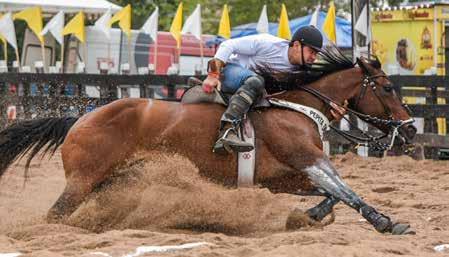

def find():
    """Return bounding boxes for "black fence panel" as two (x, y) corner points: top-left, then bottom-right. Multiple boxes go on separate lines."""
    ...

(0, 73), (448, 159)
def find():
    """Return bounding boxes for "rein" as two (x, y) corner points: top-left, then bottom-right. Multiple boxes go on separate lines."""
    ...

(297, 73), (414, 151)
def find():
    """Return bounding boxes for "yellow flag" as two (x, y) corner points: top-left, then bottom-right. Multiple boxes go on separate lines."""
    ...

(170, 2), (183, 49)
(62, 12), (85, 43)
(0, 13), (7, 61)
(109, 4), (132, 38)
(0, 14), (5, 59)
(323, 2), (337, 43)
(218, 4), (231, 39)
(277, 4), (291, 40)
(0, 35), (5, 60)
(14, 7), (44, 43)
(0, 14), (3, 43)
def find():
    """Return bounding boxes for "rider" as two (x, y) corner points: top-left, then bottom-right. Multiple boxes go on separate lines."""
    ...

(202, 25), (344, 153)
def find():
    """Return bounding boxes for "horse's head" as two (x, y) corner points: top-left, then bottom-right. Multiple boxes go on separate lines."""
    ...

(352, 56), (416, 144)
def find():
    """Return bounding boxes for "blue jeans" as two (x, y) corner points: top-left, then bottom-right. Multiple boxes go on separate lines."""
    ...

(220, 63), (256, 93)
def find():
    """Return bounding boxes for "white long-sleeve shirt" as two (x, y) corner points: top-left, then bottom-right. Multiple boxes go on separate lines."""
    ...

(214, 34), (295, 72)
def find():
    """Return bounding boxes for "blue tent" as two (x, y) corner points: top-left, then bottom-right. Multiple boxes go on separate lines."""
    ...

(228, 11), (352, 48)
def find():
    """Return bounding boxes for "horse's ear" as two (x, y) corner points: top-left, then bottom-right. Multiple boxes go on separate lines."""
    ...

(372, 56), (382, 69)
(356, 57), (369, 74)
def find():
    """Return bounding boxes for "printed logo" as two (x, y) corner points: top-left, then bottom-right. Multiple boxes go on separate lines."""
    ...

(243, 153), (252, 160)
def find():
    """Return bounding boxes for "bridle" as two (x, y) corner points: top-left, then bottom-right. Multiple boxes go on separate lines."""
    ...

(298, 66), (415, 152)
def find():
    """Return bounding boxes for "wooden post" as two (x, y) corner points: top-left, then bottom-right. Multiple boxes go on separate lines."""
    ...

(153, 38), (158, 73)
(128, 36), (132, 71)
(15, 48), (20, 68)
(41, 43), (46, 73)
(83, 41), (87, 72)
(60, 41), (64, 73)
(3, 40), (7, 64)
(199, 38), (204, 75)
(177, 41), (181, 73)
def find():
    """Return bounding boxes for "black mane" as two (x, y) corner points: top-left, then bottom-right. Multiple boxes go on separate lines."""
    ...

(257, 45), (355, 93)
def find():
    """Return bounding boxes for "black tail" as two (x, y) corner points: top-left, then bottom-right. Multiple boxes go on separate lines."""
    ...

(0, 117), (79, 178)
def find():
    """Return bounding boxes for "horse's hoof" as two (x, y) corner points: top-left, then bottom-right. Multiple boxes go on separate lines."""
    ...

(46, 212), (65, 224)
(285, 209), (316, 231)
(391, 223), (415, 235)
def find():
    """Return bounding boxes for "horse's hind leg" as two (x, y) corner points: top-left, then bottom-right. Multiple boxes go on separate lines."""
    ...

(47, 176), (97, 223)
(301, 156), (412, 235)
(47, 149), (126, 223)
(47, 151), (115, 223)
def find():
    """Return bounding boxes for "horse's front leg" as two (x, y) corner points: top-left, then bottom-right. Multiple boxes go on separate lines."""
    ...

(300, 154), (412, 235)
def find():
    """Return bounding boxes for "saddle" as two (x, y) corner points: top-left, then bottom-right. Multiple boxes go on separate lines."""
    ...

(181, 77), (271, 108)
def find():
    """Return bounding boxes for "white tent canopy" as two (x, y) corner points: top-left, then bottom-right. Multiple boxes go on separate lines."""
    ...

(0, 0), (121, 14)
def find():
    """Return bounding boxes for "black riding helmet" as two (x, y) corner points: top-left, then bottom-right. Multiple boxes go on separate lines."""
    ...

(291, 25), (323, 52)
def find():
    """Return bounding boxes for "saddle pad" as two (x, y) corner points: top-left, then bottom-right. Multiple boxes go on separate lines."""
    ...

(268, 98), (330, 139)
(237, 118), (256, 187)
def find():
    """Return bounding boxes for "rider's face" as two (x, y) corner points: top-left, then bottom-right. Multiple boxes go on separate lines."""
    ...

(302, 46), (318, 64)
(288, 42), (318, 66)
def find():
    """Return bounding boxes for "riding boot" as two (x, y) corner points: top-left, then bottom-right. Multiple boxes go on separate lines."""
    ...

(213, 75), (265, 153)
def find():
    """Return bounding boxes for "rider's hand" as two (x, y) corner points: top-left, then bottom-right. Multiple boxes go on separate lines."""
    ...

(202, 75), (221, 94)
(330, 100), (348, 121)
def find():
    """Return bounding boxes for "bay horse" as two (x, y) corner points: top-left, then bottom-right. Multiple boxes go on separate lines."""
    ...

(0, 51), (417, 235)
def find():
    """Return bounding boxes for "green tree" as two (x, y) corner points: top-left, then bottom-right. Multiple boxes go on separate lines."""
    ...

(373, 0), (424, 8)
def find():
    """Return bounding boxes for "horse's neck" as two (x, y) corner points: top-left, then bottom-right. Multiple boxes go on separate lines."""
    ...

(279, 68), (362, 119)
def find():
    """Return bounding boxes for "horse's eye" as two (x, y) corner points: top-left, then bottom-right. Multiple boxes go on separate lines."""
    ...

(383, 86), (393, 92)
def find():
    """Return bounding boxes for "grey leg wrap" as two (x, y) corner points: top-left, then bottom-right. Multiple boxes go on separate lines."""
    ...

(306, 196), (340, 221)
(304, 158), (401, 233)
(221, 75), (265, 124)
(304, 158), (367, 210)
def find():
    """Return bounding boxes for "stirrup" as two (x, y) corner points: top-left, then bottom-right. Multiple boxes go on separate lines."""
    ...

(213, 127), (254, 154)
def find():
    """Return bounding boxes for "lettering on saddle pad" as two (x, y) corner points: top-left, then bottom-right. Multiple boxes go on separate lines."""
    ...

(268, 98), (330, 139)
(309, 109), (328, 131)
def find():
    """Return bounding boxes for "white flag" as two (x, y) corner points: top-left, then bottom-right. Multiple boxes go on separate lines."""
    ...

(256, 5), (269, 34)
(182, 4), (202, 40)
(0, 13), (17, 50)
(41, 11), (64, 45)
(94, 8), (112, 39)
(355, 4), (368, 37)
(141, 6), (159, 42)
(309, 6), (320, 27)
